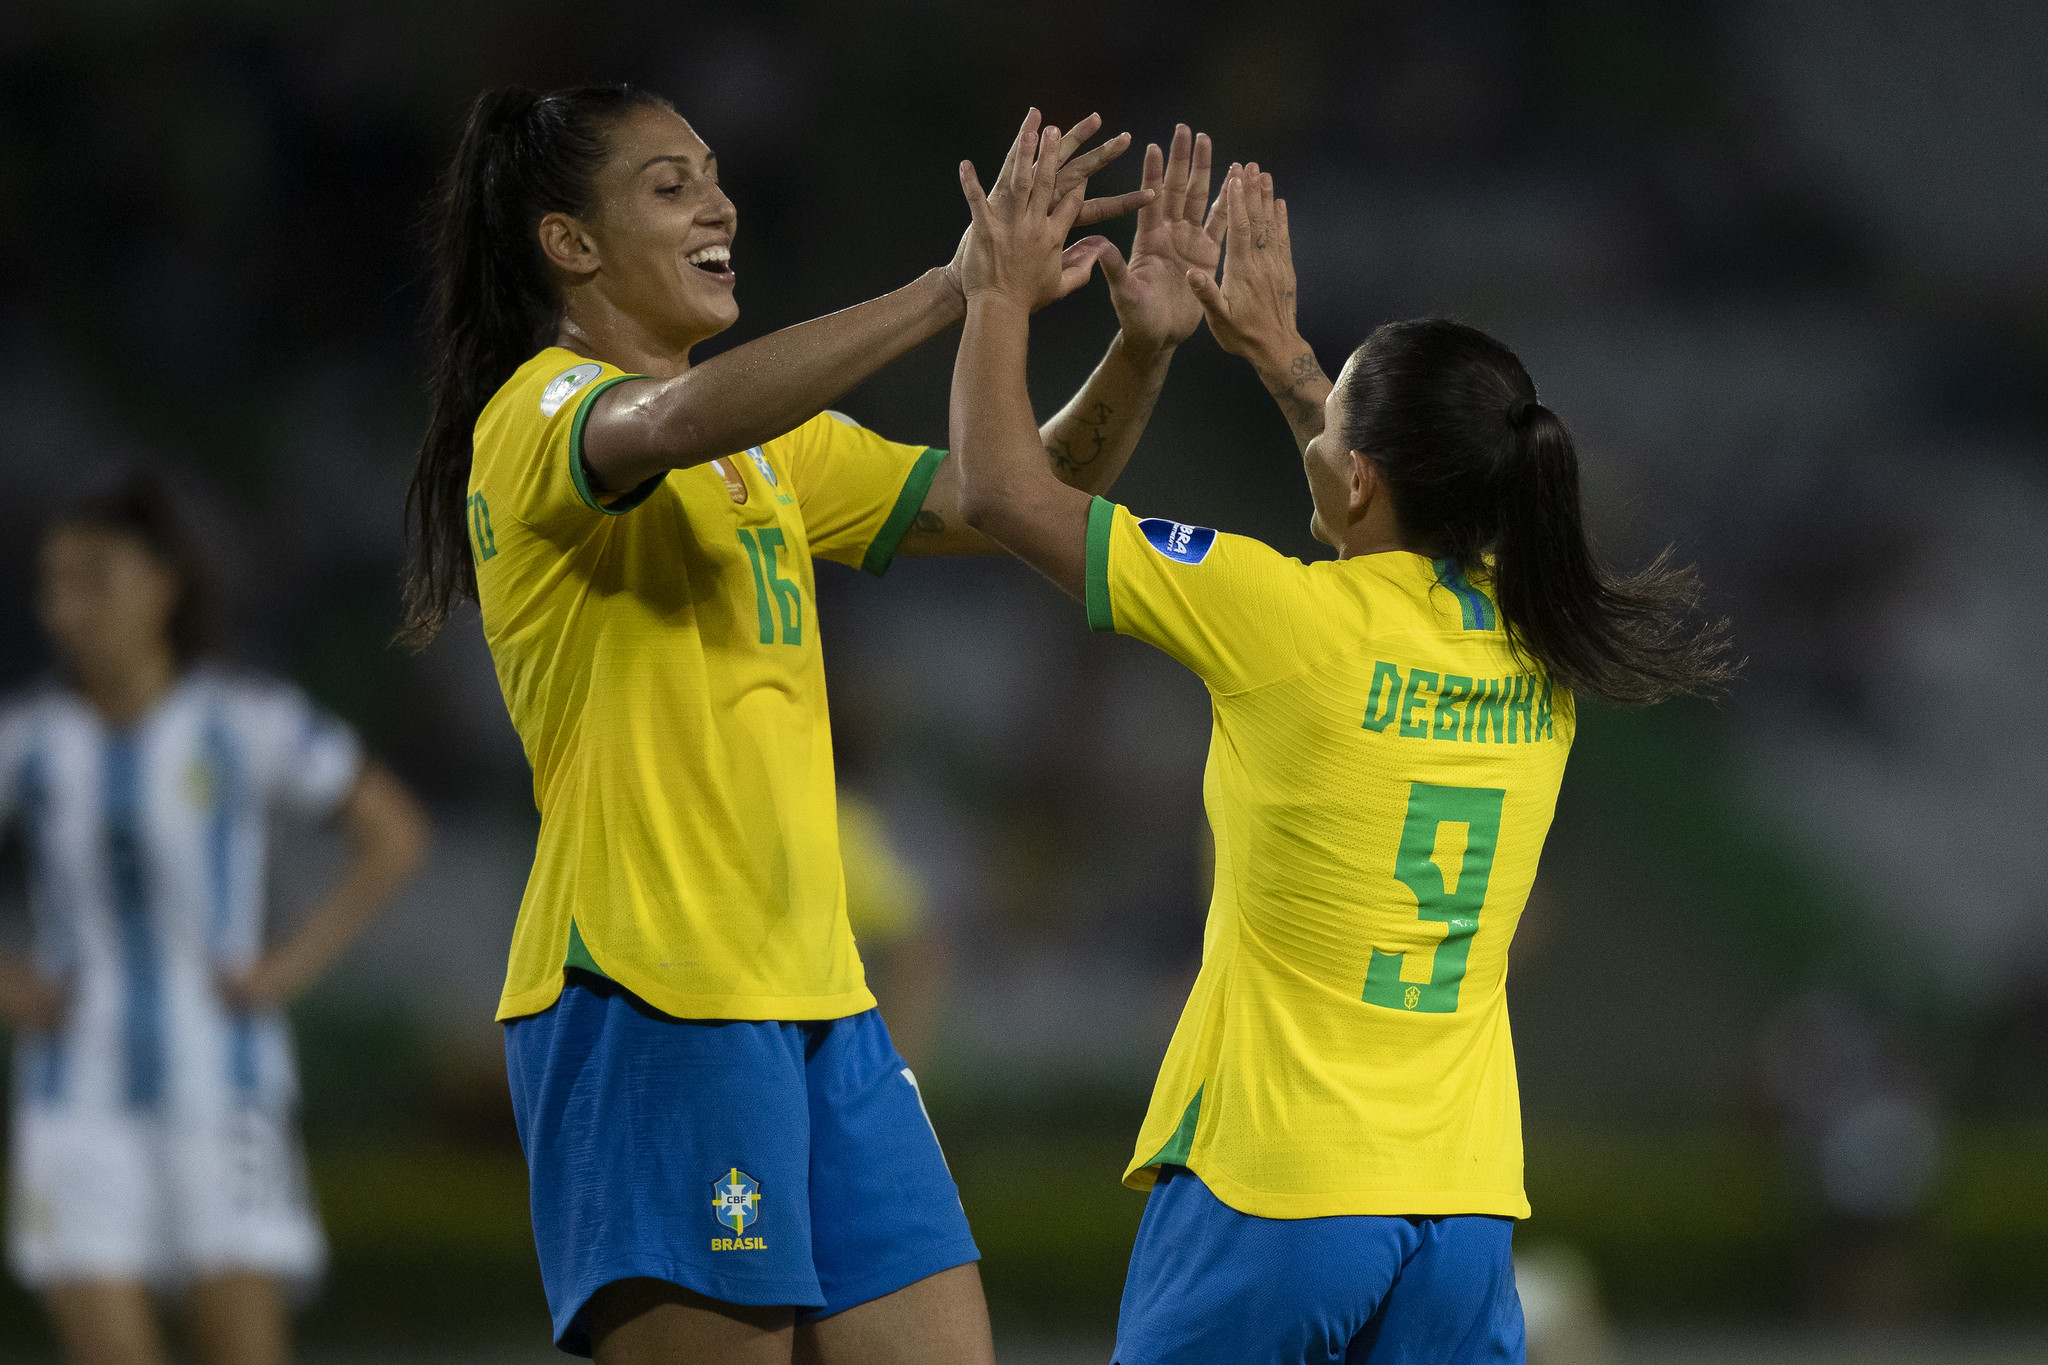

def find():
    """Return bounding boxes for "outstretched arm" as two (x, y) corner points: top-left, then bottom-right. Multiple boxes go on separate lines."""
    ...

(949, 123), (1109, 597)
(583, 112), (1150, 497)
(218, 764), (430, 1010)
(1189, 166), (1331, 455)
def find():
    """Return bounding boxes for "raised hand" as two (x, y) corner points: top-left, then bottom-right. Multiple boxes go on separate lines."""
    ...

(1189, 165), (1330, 452)
(959, 115), (1104, 312)
(1189, 164), (1305, 365)
(946, 110), (1149, 301)
(1098, 124), (1226, 353)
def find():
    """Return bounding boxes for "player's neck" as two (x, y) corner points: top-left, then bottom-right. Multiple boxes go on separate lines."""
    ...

(1335, 498), (1429, 561)
(554, 301), (699, 381)
(74, 647), (178, 728)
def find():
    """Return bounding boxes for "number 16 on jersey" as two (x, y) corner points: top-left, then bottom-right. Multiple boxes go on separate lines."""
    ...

(1363, 782), (1506, 1014)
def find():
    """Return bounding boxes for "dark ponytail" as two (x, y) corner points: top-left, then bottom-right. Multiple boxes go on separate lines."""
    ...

(1338, 319), (1733, 706)
(400, 83), (673, 648)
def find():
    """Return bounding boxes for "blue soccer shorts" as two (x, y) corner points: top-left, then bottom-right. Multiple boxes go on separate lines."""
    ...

(504, 976), (979, 1355)
(1115, 1165), (1525, 1365)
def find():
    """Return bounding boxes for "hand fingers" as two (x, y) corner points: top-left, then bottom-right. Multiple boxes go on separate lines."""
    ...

(1136, 140), (1165, 232)
(1054, 112), (1104, 167)
(959, 160), (992, 222)
(1051, 183), (1088, 237)
(1056, 245), (1106, 300)
(1059, 131), (1134, 188)
(1202, 180), (1229, 243)
(1074, 187), (1156, 226)
(1184, 132), (1213, 223)
(1162, 124), (1192, 222)
(1226, 170), (1252, 244)
(1187, 267), (1229, 322)
(1275, 197), (1289, 245)
(1032, 125), (1063, 207)
(1081, 236), (1129, 285)
(1007, 108), (1043, 196)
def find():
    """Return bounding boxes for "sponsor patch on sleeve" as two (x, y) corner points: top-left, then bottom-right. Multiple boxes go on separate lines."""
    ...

(539, 362), (605, 418)
(1138, 517), (1217, 565)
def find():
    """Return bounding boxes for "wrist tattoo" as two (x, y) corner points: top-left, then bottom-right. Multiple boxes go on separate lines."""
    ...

(1046, 400), (1116, 476)
(1262, 351), (1328, 429)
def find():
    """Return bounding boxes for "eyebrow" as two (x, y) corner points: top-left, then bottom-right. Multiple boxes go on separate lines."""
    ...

(638, 152), (717, 174)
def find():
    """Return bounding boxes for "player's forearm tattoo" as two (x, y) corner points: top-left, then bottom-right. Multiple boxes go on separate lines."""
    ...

(910, 508), (945, 535)
(1262, 350), (1329, 448)
(1045, 400), (1116, 477)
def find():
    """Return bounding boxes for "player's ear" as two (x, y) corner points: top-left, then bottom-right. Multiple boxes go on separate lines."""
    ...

(1347, 449), (1379, 520)
(538, 211), (601, 278)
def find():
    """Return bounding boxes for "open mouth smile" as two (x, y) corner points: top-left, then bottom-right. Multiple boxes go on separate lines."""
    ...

(686, 244), (735, 285)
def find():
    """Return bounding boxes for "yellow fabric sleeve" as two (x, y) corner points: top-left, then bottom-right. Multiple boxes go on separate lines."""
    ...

(490, 355), (665, 537)
(781, 411), (946, 576)
(1085, 498), (1331, 695)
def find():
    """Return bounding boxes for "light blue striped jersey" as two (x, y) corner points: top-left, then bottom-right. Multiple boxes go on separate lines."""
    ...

(0, 669), (361, 1118)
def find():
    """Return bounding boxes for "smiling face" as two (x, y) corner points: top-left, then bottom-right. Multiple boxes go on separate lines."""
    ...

(547, 105), (740, 354)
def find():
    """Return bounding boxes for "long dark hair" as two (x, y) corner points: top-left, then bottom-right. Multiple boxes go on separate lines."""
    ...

(54, 467), (226, 670)
(400, 83), (673, 648)
(1337, 318), (1733, 705)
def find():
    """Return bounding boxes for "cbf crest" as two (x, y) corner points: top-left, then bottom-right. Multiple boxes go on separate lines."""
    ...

(711, 1167), (766, 1251)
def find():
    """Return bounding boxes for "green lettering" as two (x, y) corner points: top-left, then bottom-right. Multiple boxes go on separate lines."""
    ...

(1535, 675), (1555, 740)
(1434, 676), (1472, 740)
(1361, 661), (1403, 733)
(1468, 678), (1507, 743)
(1399, 670), (1439, 738)
(1506, 674), (1533, 743)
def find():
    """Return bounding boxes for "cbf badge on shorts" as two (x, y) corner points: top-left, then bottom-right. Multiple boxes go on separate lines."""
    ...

(711, 1167), (766, 1251)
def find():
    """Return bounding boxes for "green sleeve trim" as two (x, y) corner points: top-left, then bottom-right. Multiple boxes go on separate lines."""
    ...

(1084, 496), (1117, 633)
(563, 918), (612, 981)
(859, 446), (948, 578)
(568, 375), (664, 515)
(1143, 1085), (1203, 1169)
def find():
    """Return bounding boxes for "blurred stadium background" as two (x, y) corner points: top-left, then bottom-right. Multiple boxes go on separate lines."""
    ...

(1, 0), (2045, 1360)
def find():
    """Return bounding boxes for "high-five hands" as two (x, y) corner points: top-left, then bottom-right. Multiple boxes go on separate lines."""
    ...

(958, 114), (1106, 312)
(947, 110), (1150, 306)
(1188, 164), (1306, 368)
(1096, 125), (1227, 353)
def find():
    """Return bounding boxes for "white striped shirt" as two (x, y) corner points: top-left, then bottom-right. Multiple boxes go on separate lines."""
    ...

(0, 669), (360, 1120)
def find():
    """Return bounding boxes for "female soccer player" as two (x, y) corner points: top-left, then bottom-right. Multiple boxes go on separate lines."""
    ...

(0, 471), (429, 1365)
(402, 85), (1225, 1363)
(948, 132), (1731, 1364)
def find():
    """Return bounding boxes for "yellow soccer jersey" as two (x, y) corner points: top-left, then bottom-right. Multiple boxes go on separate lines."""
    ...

(838, 792), (927, 946)
(471, 347), (946, 1022)
(1085, 498), (1574, 1220)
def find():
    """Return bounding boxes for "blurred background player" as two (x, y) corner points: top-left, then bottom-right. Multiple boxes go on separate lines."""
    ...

(837, 787), (944, 1077)
(403, 86), (1222, 1363)
(945, 132), (1731, 1363)
(0, 470), (429, 1365)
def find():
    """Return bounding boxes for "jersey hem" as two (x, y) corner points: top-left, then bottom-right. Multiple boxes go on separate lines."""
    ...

(860, 446), (947, 577)
(496, 975), (879, 1024)
(1084, 496), (1115, 632)
(568, 375), (664, 515)
(1121, 1160), (1530, 1220)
